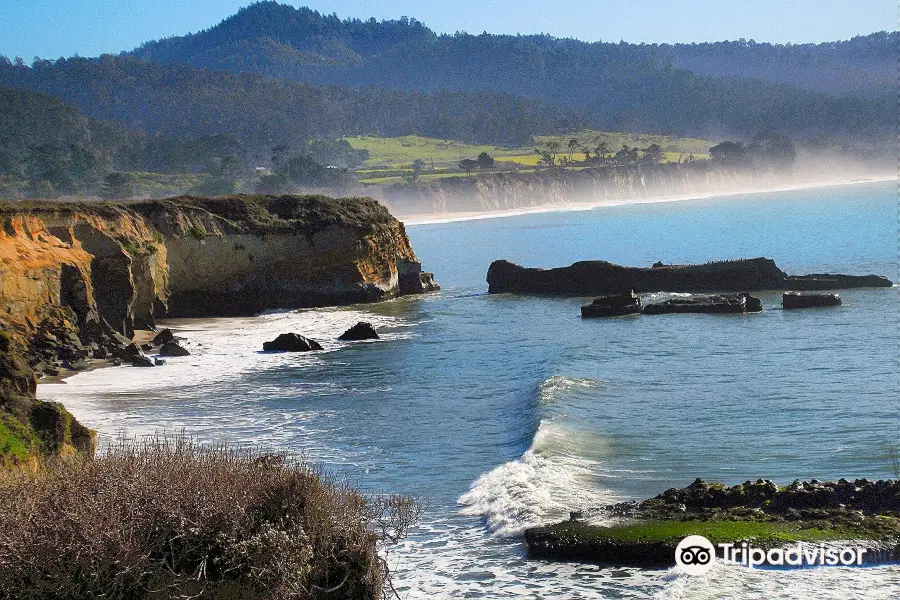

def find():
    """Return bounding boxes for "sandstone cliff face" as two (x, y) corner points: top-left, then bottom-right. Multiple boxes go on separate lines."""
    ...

(1, 195), (436, 339)
(0, 194), (438, 461)
(377, 163), (777, 216)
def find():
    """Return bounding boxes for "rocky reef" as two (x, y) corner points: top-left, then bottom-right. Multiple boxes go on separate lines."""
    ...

(0, 194), (438, 462)
(524, 478), (900, 567)
(488, 258), (892, 295)
(580, 292), (642, 318)
(642, 293), (763, 315)
(783, 291), (842, 309)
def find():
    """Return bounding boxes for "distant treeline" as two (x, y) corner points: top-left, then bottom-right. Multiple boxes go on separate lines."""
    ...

(123, 2), (893, 136)
(0, 55), (580, 153)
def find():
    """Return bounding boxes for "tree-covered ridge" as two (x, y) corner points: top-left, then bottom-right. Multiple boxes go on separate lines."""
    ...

(663, 32), (897, 96)
(129, 2), (894, 100)
(118, 2), (894, 139)
(0, 56), (581, 152)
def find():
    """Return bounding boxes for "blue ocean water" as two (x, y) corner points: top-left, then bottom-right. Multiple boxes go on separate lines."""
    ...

(40, 181), (900, 598)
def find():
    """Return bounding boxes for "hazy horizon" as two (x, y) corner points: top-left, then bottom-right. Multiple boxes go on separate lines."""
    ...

(2, 0), (895, 61)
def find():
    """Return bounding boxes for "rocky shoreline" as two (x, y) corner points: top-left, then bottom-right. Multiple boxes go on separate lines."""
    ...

(0, 194), (439, 463)
(524, 478), (900, 568)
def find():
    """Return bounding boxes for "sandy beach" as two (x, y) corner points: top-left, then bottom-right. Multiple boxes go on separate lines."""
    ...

(398, 175), (896, 226)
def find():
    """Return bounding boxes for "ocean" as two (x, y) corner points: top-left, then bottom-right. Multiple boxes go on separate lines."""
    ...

(39, 180), (900, 598)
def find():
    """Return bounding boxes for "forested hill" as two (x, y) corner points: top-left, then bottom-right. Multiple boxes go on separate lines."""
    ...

(663, 34), (896, 97)
(0, 57), (581, 151)
(0, 1), (892, 158)
(130, 2), (894, 99)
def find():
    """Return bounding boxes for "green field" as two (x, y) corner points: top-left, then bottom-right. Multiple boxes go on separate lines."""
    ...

(344, 131), (715, 171)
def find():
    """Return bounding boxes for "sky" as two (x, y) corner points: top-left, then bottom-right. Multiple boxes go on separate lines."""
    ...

(2, 0), (896, 60)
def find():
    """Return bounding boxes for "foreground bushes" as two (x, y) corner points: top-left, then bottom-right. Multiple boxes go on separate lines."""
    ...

(0, 437), (418, 599)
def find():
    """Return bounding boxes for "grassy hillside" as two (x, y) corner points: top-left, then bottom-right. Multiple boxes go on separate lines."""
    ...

(346, 132), (715, 171)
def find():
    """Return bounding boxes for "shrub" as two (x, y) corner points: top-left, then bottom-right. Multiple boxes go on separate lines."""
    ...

(0, 437), (418, 599)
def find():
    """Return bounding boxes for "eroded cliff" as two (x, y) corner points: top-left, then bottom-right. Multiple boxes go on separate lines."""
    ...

(0, 194), (438, 462)
(378, 162), (776, 216)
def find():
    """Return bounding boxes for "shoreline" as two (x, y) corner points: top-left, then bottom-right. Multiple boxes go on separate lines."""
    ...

(399, 175), (896, 226)
(38, 329), (159, 385)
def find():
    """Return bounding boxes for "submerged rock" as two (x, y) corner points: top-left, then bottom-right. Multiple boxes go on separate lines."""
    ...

(642, 293), (763, 315)
(131, 355), (155, 367)
(581, 292), (642, 318)
(338, 322), (379, 341)
(262, 333), (323, 352)
(782, 292), (841, 309)
(159, 342), (191, 357)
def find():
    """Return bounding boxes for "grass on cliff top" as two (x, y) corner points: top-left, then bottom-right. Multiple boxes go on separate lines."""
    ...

(545, 519), (890, 544)
(133, 193), (398, 235)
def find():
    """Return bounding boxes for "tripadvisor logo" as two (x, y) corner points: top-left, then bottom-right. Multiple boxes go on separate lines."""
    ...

(675, 535), (868, 574)
(675, 535), (716, 575)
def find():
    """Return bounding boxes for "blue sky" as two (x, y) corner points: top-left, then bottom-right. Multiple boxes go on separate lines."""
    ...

(2, 0), (896, 60)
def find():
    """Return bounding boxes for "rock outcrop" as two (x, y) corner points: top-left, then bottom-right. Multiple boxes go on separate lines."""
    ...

(642, 293), (763, 315)
(487, 258), (892, 295)
(524, 478), (900, 567)
(262, 333), (323, 352)
(0, 194), (438, 462)
(782, 292), (842, 309)
(580, 292), (642, 318)
(338, 322), (379, 341)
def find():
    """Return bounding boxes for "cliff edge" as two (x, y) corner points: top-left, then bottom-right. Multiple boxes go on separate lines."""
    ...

(0, 194), (438, 462)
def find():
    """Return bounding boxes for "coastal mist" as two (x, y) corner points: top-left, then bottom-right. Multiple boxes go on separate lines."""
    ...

(39, 181), (900, 598)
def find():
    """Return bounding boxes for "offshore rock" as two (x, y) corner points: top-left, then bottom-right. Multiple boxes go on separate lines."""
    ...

(338, 322), (379, 341)
(782, 292), (842, 309)
(159, 342), (190, 357)
(642, 293), (763, 315)
(262, 333), (323, 352)
(487, 258), (891, 295)
(580, 292), (642, 318)
(525, 478), (900, 567)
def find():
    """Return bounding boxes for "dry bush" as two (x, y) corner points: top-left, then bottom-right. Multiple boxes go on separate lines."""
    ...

(0, 436), (418, 600)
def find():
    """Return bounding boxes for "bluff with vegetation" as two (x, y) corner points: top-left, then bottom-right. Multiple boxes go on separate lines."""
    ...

(376, 161), (779, 216)
(0, 194), (437, 463)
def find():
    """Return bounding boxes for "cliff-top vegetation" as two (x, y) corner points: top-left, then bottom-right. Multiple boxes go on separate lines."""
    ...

(0, 436), (418, 599)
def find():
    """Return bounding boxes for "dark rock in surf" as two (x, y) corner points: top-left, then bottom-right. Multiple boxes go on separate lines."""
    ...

(581, 292), (642, 318)
(159, 341), (191, 357)
(131, 355), (155, 367)
(338, 322), (380, 341)
(262, 333), (323, 352)
(152, 329), (175, 346)
(642, 293), (763, 315)
(782, 292), (841, 309)
(117, 343), (143, 360)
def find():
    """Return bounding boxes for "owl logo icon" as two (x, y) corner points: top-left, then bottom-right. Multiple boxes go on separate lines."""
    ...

(675, 535), (716, 575)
